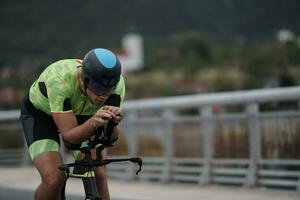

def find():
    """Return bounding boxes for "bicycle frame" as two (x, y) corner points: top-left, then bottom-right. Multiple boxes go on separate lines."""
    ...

(59, 144), (142, 200)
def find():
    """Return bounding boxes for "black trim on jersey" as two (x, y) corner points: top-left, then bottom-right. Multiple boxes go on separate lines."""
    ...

(63, 98), (71, 111)
(104, 94), (121, 107)
(38, 82), (48, 98)
(76, 115), (92, 124)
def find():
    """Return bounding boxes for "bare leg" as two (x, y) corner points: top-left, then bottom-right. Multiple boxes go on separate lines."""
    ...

(93, 148), (110, 200)
(33, 152), (66, 200)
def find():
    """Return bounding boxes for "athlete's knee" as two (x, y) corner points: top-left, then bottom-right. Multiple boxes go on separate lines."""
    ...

(95, 166), (107, 180)
(41, 171), (65, 190)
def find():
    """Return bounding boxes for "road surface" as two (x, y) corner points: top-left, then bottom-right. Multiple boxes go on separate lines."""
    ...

(0, 166), (299, 200)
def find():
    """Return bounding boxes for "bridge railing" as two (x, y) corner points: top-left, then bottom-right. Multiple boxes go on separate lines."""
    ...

(0, 86), (300, 192)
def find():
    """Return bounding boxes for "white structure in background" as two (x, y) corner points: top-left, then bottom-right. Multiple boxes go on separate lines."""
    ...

(118, 33), (144, 72)
(277, 29), (295, 43)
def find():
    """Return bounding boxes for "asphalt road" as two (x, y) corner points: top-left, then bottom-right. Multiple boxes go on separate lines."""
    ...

(0, 166), (299, 200)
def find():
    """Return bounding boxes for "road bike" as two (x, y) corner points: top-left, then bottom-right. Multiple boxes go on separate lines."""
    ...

(59, 125), (143, 200)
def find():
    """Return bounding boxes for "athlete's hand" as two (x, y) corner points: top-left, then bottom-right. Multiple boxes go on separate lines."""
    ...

(102, 106), (123, 124)
(88, 110), (114, 129)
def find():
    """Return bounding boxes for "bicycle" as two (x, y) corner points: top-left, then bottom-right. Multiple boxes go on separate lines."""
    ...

(58, 124), (143, 200)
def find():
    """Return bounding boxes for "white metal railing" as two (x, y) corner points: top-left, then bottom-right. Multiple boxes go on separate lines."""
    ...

(123, 86), (300, 110)
(0, 86), (300, 192)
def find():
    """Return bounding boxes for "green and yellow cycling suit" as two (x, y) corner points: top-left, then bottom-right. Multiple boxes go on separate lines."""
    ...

(20, 59), (125, 160)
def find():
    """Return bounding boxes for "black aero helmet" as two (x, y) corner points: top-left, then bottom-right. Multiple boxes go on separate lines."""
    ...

(82, 48), (121, 91)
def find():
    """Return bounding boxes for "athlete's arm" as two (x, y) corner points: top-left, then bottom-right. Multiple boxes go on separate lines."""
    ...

(53, 110), (114, 144)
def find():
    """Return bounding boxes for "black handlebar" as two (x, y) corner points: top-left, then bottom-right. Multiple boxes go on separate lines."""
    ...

(59, 156), (143, 176)
(59, 143), (143, 178)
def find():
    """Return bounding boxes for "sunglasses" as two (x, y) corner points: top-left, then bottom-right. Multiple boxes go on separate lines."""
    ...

(87, 79), (114, 96)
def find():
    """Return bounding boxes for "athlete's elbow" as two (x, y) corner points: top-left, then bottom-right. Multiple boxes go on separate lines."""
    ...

(62, 132), (81, 145)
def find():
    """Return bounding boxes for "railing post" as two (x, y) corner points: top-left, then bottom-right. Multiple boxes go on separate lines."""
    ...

(126, 112), (139, 180)
(245, 103), (261, 187)
(199, 106), (214, 185)
(297, 176), (300, 194)
(161, 109), (174, 182)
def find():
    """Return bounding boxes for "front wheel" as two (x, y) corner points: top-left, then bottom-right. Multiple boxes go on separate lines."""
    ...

(86, 196), (102, 200)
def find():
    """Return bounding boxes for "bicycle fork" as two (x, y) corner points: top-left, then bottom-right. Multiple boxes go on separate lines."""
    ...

(60, 171), (102, 200)
(82, 176), (101, 200)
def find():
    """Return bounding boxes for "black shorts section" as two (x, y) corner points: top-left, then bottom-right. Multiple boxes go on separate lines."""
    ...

(20, 94), (60, 147)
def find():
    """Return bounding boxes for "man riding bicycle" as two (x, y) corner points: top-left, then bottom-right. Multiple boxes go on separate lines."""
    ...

(20, 48), (125, 200)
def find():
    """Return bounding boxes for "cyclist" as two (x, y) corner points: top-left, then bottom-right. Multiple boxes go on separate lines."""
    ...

(20, 48), (125, 200)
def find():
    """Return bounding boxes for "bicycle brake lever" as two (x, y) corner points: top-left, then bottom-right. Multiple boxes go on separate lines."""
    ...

(136, 161), (142, 175)
(130, 157), (143, 175)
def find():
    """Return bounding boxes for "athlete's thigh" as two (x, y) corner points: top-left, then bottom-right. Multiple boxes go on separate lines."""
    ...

(92, 148), (108, 159)
(92, 149), (108, 178)
(74, 148), (108, 160)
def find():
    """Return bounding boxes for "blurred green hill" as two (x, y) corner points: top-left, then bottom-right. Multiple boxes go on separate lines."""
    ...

(0, 0), (300, 108)
(1, 0), (300, 66)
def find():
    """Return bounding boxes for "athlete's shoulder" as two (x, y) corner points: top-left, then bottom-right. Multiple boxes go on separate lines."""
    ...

(115, 75), (125, 91)
(48, 59), (82, 68)
(119, 75), (125, 85)
(43, 59), (82, 76)
(110, 75), (125, 105)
